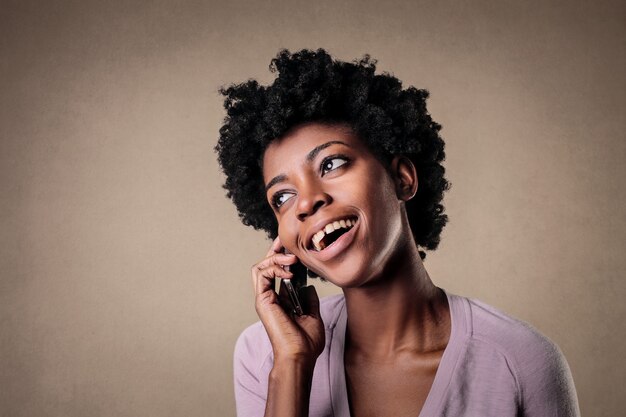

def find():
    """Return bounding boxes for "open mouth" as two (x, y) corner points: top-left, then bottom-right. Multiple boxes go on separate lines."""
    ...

(311, 217), (358, 251)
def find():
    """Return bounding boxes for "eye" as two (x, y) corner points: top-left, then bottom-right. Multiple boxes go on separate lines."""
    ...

(271, 191), (295, 209)
(321, 155), (349, 176)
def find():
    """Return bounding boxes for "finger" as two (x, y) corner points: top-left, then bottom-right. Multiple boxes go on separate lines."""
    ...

(254, 265), (292, 296)
(254, 290), (297, 342)
(251, 254), (291, 292)
(255, 253), (297, 272)
(266, 236), (283, 257)
(277, 279), (293, 314)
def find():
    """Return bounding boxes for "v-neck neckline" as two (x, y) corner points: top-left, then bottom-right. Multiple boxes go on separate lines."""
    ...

(328, 288), (470, 417)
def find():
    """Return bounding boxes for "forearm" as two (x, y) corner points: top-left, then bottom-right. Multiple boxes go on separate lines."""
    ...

(264, 357), (316, 417)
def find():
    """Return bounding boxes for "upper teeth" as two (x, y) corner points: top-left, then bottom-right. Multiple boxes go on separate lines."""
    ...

(311, 218), (357, 251)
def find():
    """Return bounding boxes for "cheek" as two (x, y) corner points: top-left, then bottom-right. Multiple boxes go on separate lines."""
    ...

(277, 222), (287, 244)
(277, 218), (298, 252)
(365, 175), (403, 232)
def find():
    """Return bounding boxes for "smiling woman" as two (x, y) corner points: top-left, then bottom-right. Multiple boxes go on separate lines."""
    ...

(215, 49), (580, 417)
(262, 124), (412, 281)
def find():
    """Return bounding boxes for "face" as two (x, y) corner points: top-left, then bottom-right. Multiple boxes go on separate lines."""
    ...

(263, 123), (412, 288)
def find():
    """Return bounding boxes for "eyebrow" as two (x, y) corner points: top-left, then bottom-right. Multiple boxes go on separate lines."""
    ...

(264, 140), (349, 192)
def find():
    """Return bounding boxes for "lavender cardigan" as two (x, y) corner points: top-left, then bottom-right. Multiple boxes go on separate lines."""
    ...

(234, 288), (580, 416)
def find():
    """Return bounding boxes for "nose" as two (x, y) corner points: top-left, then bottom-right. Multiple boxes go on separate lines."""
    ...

(295, 183), (331, 221)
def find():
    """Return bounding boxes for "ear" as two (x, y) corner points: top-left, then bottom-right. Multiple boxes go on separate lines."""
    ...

(391, 155), (418, 202)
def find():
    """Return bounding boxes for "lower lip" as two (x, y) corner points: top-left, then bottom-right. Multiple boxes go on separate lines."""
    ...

(310, 220), (359, 262)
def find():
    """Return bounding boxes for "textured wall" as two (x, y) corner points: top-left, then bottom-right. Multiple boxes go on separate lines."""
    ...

(1, 0), (624, 416)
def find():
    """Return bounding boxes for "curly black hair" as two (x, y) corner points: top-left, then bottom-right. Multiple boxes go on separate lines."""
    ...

(215, 48), (450, 260)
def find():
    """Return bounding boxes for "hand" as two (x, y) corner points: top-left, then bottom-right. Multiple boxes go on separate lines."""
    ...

(251, 237), (325, 363)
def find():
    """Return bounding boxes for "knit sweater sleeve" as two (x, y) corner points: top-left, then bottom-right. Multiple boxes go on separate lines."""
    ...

(233, 322), (271, 417)
(515, 332), (581, 417)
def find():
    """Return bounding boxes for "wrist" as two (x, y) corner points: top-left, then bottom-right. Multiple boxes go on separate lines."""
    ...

(272, 353), (317, 372)
(266, 357), (315, 417)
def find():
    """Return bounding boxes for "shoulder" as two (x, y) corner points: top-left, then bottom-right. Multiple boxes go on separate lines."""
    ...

(234, 320), (269, 367)
(463, 296), (568, 376)
(460, 295), (580, 415)
(466, 296), (560, 357)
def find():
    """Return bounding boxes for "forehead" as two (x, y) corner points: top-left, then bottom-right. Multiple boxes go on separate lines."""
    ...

(262, 123), (367, 179)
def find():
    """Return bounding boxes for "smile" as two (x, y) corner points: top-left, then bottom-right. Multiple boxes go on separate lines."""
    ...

(311, 216), (358, 251)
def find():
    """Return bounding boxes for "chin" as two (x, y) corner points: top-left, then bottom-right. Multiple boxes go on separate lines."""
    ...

(316, 258), (373, 289)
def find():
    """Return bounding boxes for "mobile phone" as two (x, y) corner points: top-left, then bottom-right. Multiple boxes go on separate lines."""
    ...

(282, 248), (307, 316)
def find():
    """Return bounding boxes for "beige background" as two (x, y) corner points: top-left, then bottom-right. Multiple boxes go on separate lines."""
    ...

(1, 0), (624, 416)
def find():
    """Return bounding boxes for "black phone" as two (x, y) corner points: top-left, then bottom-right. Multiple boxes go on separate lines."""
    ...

(282, 248), (307, 315)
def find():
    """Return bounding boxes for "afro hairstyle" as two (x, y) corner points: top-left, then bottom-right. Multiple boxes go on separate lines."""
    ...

(215, 48), (450, 260)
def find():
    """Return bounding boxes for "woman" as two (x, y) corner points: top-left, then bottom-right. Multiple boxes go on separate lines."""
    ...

(216, 49), (580, 417)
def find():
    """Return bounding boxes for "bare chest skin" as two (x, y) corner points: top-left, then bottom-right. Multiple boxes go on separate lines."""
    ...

(344, 348), (445, 417)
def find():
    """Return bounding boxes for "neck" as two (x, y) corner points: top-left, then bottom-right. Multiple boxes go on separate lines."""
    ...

(342, 234), (449, 359)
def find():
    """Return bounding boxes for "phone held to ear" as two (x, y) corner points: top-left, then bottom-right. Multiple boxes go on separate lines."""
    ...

(282, 248), (307, 316)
